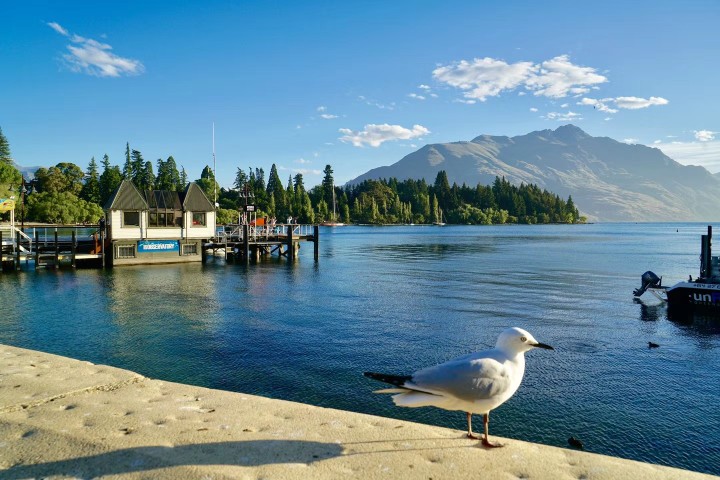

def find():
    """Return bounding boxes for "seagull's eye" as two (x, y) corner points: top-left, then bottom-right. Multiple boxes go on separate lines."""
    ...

(520, 336), (527, 342)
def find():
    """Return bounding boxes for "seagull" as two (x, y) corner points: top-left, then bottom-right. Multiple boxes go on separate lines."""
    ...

(364, 327), (553, 448)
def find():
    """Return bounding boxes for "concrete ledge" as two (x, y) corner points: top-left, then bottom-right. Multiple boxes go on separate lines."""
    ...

(0, 344), (715, 479)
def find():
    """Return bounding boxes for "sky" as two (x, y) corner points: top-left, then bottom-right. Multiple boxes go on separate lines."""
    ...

(2, 0), (719, 189)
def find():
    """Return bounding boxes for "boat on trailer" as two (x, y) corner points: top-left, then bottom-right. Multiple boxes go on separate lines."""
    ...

(633, 226), (720, 311)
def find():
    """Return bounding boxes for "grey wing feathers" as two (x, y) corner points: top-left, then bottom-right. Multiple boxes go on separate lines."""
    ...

(410, 356), (511, 403)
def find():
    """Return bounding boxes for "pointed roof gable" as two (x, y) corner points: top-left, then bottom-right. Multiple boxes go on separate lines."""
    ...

(104, 180), (148, 210)
(181, 182), (214, 212)
(145, 189), (182, 210)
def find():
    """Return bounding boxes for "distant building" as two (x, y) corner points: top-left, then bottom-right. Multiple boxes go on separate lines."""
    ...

(104, 180), (215, 266)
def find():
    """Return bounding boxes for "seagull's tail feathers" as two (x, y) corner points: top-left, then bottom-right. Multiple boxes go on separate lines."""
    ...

(363, 371), (412, 387)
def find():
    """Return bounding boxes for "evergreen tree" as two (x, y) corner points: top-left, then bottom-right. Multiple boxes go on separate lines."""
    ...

(180, 167), (188, 186)
(130, 150), (144, 185)
(99, 154), (122, 206)
(122, 143), (132, 178)
(140, 161), (155, 191)
(321, 164), (334, 206)
(80, 156), (101, 204)
(166, 156), (181, 191)
(0, 126), (12, 165)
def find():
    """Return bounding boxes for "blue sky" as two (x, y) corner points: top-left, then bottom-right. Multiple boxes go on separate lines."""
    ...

(2, 0), (719, 189)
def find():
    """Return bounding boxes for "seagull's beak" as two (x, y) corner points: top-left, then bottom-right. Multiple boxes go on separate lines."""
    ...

(532, 342), (554, 350)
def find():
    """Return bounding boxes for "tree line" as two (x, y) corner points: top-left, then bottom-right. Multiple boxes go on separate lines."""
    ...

(1, 126), (583, 225)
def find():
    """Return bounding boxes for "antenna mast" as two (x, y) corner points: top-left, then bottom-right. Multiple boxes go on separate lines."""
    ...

(212, 122), (217, 207)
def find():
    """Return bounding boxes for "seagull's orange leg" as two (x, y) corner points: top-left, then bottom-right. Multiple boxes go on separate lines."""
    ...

(466, 412), (481, 439)
(481, 412), (503, 448)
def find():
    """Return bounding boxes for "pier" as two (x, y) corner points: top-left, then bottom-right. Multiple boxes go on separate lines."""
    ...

(0, 222), (319, 272)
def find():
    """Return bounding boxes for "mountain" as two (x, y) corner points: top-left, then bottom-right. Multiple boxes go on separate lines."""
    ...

(347, 125), (720, 222)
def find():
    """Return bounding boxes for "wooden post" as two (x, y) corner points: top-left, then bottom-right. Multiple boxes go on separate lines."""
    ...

(100, 228), (105, 269)
(287, 224), (294, 261)
(15, 230), (21, 270)
(54, 229), (59, 269)
(314, 225), (319, 261)
(71, 230), (77, 268)
(34, 231), (39, 269)
(243, 224), (249, 263)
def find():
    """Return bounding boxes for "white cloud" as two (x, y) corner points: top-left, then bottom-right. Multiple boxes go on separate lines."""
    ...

(529, 107), (538, 112)
(408, 93), (426, 100)
(525, 55), (607, 98)
(623, 138), (639, 144)
(47, 22), (68, 36)
(543, 111), (582, 122)
(48, 22), (144, 77)
(656, 141), (720, 173)
(320, 114), (338, 119)
(579, 96), (668, 113)
(317, 106), (327, 112)
(560, 103), (569, 108)
(614, 96), (669, 109)
(418, 84), (431, 90)
(293, 168), (323, 176)
(339, 124), (430, 148)
(295, 158), (311, 164)
(433, 54), (607, 102)
(432, 57), (534, 101)
(358, 96), (395, 110)
(694, 130), (716, 142)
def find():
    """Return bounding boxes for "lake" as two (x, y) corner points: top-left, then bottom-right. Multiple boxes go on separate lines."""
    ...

(1, 223), (719, 475)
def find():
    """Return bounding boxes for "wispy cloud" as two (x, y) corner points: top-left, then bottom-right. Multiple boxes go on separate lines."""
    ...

(433, 55), (607, 102)
(578, 96), (668, 113)
(316, 106), (339, 119)
(339, 124), (429, 148)
(656, 140), (720, 173)
(47, 22), (144, 77)
(623, 138), (639, 144)
(543, 111), (582, 122)
(358, 96), (395, 110)
(408, 93), (426, 100)
(695, 130), (716, 142)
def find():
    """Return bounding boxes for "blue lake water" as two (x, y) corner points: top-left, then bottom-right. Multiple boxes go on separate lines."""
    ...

(1, 223), (719, 474)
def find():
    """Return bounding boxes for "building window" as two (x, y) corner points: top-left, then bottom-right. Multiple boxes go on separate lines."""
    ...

(149, 210), (182, 227)
(182, 243), (198, 256)
(116, 244), (136, 258)
(123, 211), (140, 227)
(192, 212), (206, 226)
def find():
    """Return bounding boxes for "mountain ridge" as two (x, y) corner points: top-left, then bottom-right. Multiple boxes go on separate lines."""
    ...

(347, 125), (720, 221)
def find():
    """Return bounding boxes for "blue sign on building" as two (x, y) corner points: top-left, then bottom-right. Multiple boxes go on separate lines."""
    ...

(138, 240), (179, 253)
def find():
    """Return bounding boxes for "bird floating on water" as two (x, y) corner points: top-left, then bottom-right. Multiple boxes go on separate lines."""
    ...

(648, 342), (660, 348)
(364, 327), (554, 448)
(568, 436), (584, 450)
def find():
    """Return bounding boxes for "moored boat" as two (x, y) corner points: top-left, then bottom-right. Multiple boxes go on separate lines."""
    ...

(633, 226), (720, 311)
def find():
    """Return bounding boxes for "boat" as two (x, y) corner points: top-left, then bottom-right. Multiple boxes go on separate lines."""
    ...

(633, 226), (720, 310)
(320, 183), (345, 227)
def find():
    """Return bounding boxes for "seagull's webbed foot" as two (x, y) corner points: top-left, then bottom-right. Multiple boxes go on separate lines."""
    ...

(466, 432), (482, 440)
(481, 438), (504, 448)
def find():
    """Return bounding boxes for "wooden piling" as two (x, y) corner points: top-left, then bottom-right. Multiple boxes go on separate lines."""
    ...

(287, 224), (294, 261)
(71, 230), (77, 268)
(243, 224), (249, 263)
(34, 232), (40, 269)
(314, 225), (319, 261)
(15, 230), (21, 270)
(54, 230), (59, 269)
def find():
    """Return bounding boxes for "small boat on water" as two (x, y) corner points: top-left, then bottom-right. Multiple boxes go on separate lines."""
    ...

(633, 226), (720, 311)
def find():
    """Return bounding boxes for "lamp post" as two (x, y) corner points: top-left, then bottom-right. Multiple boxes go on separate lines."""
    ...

(19, 177), (27, 231)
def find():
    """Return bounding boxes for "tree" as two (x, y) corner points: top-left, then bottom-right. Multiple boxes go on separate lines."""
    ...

(321, 164), (334, 206)
(0, 126), (12, 165)
(140, 161), (155, 191)
(180, 167), (188, 186)
(122, 143), (132, 178)
(35, 163), (84, 196)
(27, 191), (104, 224)
(80, 157), (101, 204)
(196, 165), (219, 204)
(130, 149), (144, 185)
(99, 154), (122, 206)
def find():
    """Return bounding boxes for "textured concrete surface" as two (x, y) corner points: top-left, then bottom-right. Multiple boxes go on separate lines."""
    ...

(0, 344), (716, 479)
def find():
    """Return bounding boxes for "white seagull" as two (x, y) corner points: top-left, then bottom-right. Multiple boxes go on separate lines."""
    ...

(364, 327), (553, 447)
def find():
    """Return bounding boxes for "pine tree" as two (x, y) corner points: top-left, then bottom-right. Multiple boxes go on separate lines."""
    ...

(321, 164), (334, 206)
(166, 156), (181, 191)
(122, 143), (132, 178)
(0, 126), (12, 165)
(131, 150), (144, 185)
(80, 156), (101, 204)
(141, 161), (155, 191)
(99, 154), (122, 206)
(180, 167), (188, 186)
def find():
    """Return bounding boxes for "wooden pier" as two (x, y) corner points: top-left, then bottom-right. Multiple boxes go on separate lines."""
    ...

(0, 224), (105, 272)
(0, 223), (319, 272)
(203, 223), (319, 263)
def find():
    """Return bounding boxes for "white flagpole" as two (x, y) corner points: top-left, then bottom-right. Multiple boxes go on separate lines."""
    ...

(212, 122), (217, 207)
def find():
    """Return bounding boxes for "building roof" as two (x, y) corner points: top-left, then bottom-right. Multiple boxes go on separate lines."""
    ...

(105, 180), (214, 213)
(182, 182), (214, 212)
(104, 180), (148, 210)
(145, 190), (182, 210)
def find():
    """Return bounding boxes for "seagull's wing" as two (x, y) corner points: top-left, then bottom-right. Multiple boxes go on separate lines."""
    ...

(409, 351), (512, 403)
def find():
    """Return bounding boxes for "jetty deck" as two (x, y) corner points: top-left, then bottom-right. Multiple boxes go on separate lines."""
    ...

(0, 223), (319, 271)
